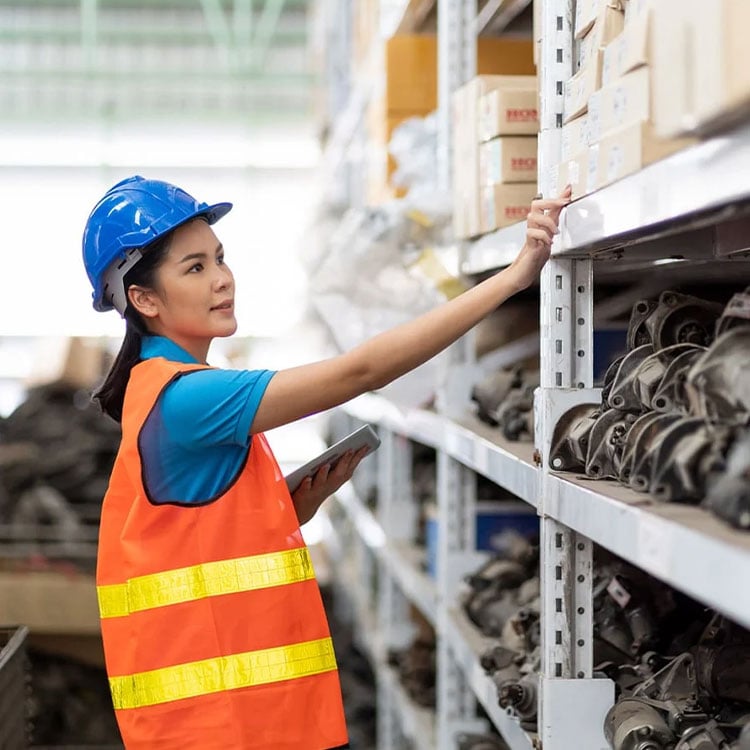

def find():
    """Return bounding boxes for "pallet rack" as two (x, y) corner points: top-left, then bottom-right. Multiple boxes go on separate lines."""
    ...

(319, 1), (750, 748)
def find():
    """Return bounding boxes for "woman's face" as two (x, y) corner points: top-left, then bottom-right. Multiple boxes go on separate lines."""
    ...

(135, 218), (237, 356)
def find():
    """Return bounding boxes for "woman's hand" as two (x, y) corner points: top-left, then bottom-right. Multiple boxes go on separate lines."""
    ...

(291, 447), (370, 525)
(506, 185), (572, 293)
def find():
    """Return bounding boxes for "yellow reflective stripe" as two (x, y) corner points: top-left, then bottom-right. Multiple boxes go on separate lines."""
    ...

(97, 548), (315, 619)
(110, 637), (337, 710)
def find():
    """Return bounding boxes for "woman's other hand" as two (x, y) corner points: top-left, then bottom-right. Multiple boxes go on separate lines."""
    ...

(506, 185), (572, 292)
(291, 447), (370, 524)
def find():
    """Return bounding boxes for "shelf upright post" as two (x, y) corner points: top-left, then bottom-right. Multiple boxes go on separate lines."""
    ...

(375, 426), (419, 749)
(377, 427), (419, 650)
(436, 0), (479, 418)
(436, 451), (487, 748)
(536, 2), (614, 746)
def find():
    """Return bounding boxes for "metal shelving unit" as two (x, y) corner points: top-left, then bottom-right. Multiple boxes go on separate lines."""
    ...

(321, 0), (750, 748)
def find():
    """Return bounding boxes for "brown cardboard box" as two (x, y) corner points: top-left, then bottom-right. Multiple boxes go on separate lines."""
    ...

(596, 121), (696, 189)
(478, 81), (539, 141)
(624, 0), (650, 26)
(480, 183), (538, 234)
(558, 146), (600, 199)
(576, 0), (624, 39)
(601, 10), (649, 86)
(454, 76), (537, 238)
(651, 0), (750, 137)
(579, 2), (625, 70)
(596, 66), (650, 136)
(386, 35), (536, 113)
(563, 49), (603, 123)
(0, 569), (100, 635)
(650, 0), (695, 137)
(561, 114), (590, 161)
(693, 0), (750, 131)
(479, 137), (538, 185)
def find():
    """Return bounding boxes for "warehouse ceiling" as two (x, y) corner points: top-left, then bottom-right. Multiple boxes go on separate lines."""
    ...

(0, 0), (315, 125)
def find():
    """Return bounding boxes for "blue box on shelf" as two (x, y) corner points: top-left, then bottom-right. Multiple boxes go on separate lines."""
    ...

(425, 501), (538, 579)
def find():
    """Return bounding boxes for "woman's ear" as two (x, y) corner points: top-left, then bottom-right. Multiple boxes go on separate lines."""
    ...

(128, 285), (159, 319)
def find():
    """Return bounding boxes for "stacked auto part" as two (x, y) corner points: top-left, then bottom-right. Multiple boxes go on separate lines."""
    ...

(549, 289), (750, 529)
(387, 629), (437, 709)
(471, 368), (539, 442)
(460, 540), (750, 745)
(461, 535), (541, 729)
(0, 382), (121, 569)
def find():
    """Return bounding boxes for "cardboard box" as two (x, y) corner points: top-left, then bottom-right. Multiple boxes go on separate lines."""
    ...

(454, 76), (536, 238)
(478, 81), (539, 141)
(480, 183), (538, 234)
(0, 569), (100, 635)
(557, 145), (600, 199)
(479, 137), (538, 185)
(386, 35), (536, 113)
(563, 49), (603, 123)
(693, 0), (750, 132)
(650, 0), (695, 138)
(624, 0), (650, 25)
(579, 2), (626, 70)
(575, 0), (624, 39)
(652, 0), (750, 137)
(602, 10), (650, 86)
(596, 121), (697, 189)
(596, 66), (650, 137)
(561, 114), (590, 161)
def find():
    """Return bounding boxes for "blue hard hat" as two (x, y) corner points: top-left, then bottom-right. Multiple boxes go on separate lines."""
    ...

(82, 175), (232, 313)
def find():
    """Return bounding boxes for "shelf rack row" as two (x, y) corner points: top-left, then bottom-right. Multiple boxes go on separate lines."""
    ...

(319, 0), (750, 747)
(341, 394), (750, 632)
(327, 385), (750, 748)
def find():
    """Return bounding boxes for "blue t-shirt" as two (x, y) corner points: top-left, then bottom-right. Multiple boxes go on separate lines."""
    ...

(138, 336), (276, 504)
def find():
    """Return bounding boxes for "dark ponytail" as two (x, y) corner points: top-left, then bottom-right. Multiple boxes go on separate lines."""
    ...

(93, 233), (173, 422)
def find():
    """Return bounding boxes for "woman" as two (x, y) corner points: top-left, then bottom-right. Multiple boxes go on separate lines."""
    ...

(82, 175), (569, 749)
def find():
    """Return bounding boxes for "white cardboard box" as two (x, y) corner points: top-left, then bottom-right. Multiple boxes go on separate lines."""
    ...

(596, 121), (696, 189)
(597, 66), (650, 137)
(602, 10), (650, 86)
(563, 49), (603, 123)
(479, 137), (538, 184)
(579, 2), (625, 70)
(561, 114), (590, 161)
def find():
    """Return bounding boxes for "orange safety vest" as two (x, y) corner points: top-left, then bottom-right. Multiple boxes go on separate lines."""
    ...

(96, 358), (348, 750)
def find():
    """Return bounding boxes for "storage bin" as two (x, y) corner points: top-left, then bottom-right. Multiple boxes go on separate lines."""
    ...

(0, 625), (29, 750)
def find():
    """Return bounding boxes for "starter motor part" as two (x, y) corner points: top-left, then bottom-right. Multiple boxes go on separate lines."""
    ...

(646, 419), (733, 503)
(643, 291), (724, 351)
(627, 413), (684, 493)
(703, 429), (750, 529)
(651, 347), (706, 415)
(686, 327), (750, 424)
(471, 368), (522, 427)
(607, 345), (656, 413)
(715, 286), (750, 335)
(604, 697), (675, 750)
(497, 672), (538, 722)
(586, 409), (638, 479)
(549, 403), (600, 471)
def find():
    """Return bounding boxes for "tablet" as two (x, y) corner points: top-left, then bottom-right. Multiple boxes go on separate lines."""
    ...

(284, 424), (381, 493)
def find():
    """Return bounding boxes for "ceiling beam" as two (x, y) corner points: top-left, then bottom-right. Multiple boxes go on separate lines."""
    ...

(0, 26), (306, 45)
(233, 0), (253, 69)
(198, 0), (232, 55)
(80, 0), (97, 67)
(254, 0), (286, 67)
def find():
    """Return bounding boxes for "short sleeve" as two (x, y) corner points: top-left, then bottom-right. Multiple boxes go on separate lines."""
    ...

(159, 368), (276, 448)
